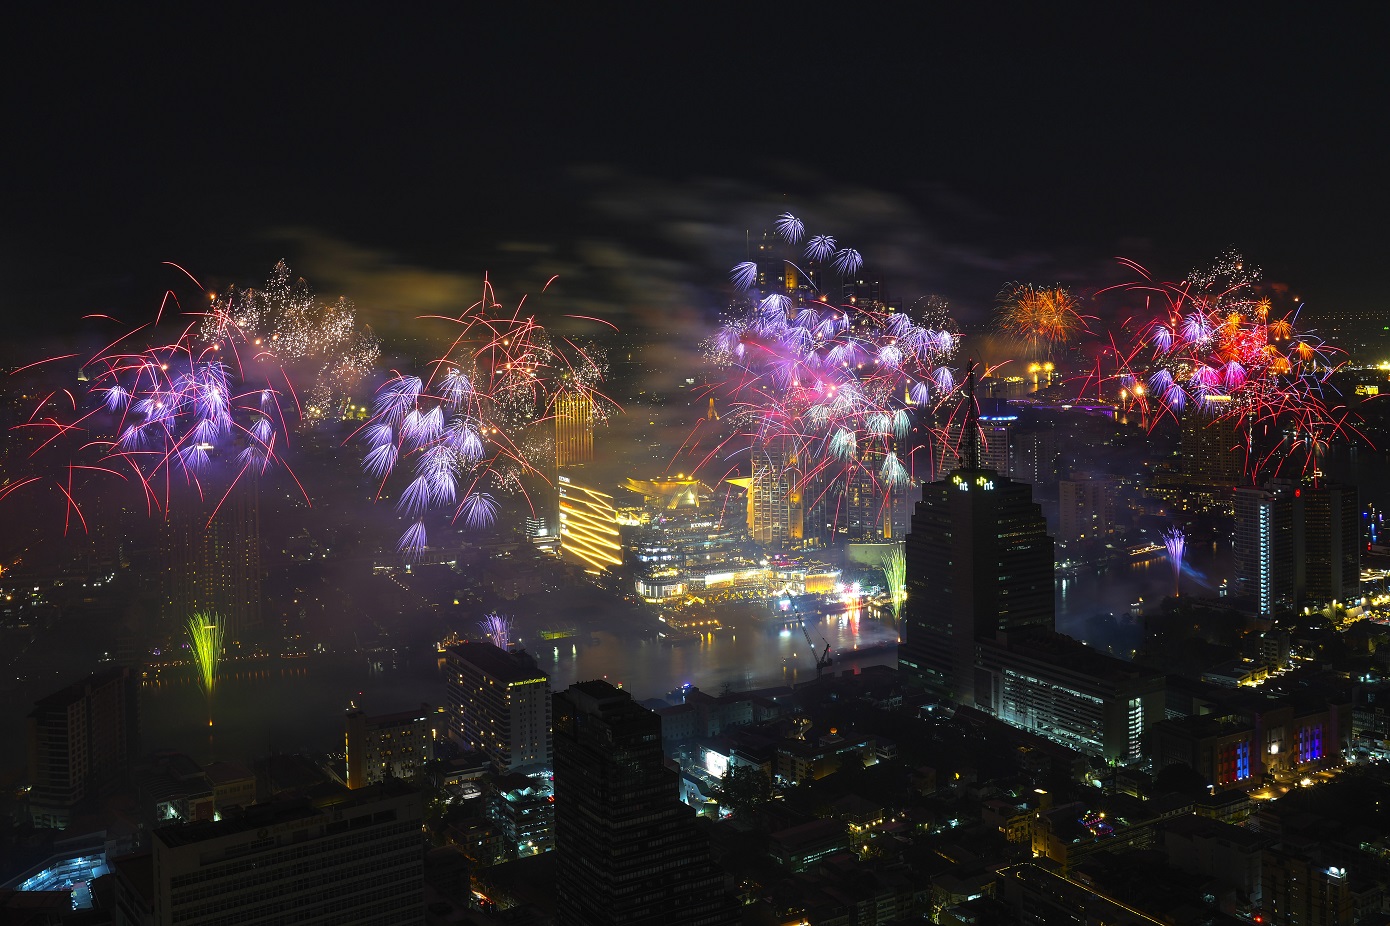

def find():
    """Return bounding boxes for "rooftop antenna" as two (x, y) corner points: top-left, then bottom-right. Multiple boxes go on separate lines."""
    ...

(963, 359), (980, 470)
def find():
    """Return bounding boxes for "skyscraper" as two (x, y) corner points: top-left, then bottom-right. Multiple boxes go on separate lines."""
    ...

(749, 439), (802, 547)
(552, 680), (738, 926)
(900, 369), (1055, 702)
(1234, 479), (1359, 617)
(1181, 405), (1243, 487)
(160, 483), (261, 640)
(444, 642), (551, 772)
(27, 667), (139, 828)
(555, 392), (596, 469)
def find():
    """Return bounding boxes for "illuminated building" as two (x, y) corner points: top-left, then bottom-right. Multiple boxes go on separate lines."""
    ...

(1234, 479), (1360, 617)
(27, 667), (138, 829)
(900, 371), (1055, 701)
(148, 781), (424, 926)
(444, 642), (550, 773)
(487, 772), (554, 858)
(749, 440), (803, 547)
(975, 631), (1164, 761)
(558, 473), (622, 572)
(555, 392), (595, 469)
(346, 705), (432, 789)
(553, 680), (739, 926)
(160, 483), (261, 640)
(1150, 697), (1345, 788)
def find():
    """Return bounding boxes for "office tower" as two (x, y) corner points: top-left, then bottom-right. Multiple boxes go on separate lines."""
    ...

(444, 642), (550, 772)
(900, 369), (1055, 702)
(27, 667), (139, 828)
(977, 411), (1016, 475)
(553, 681), (738, 926)
(1009, 427), (1058, 485)
(346, 705), (432, 789)
(555, 392), (595, 469)
(1234, 479), (1359, 617)
(557, 472), (623, 572)
(1296, 481), (1359, 604)
(1057, 473), (1119, 544)
(749, 440), (802, 547)
(1181, 406), (1243, 486)
(149, 781), (424, 926)
(160, 483), (261, 640)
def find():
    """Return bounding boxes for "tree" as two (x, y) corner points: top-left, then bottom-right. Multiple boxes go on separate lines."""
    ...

(1153, 761), (1209, 798)
(718, 763), (772, 815)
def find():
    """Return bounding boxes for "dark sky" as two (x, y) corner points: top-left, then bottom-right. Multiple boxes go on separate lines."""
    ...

(4, 6), (1388, 339)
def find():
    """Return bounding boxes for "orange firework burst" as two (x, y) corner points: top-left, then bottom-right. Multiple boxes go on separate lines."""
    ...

(997, 283), (1090, 347)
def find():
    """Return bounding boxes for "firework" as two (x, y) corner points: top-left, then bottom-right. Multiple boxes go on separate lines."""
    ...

(696, 212), (962, 537)
(186, 612), (224, 725)
(880, 545), (906, 617)
(1102, 251), (1356, 483)
(1161, 527), (1185, 598)
(201, 260), (380, 425)
(8, 265), (318, 529)
(479, 612), (514, 650)
(360, 276), (614, 557)
(996, 283), (1091, 350)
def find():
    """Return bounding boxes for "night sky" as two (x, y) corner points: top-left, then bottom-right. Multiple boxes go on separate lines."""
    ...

(4, 7), (1388, 341)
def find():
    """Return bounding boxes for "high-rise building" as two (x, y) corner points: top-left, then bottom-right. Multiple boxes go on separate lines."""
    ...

(552, 680), (738, 926)
(1234, 479), (1360, 616)
(1058, 473), (1119, 544)
(899, 460), (1055, 702)
(27, 667), (139, 828)
(444, 642), (551, 772)
(1009, 428), (1059, 485)
(555, 392), (595, 469)
(1181, 406), (1243, 487)
(749, 440), (802, 548)
(558, 472), (623, 572)
(1234, 482), (1296, 617)
(346, 705), (432, 789)
(148, 780), (424, 926)
(160, 483), (261, 640)
(1296, 481), (1359, 605)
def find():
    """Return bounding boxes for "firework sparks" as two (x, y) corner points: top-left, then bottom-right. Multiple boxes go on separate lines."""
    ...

(200, 260), (380, 424)
(7, 265), (329, 529)
(880, 545), (906, 617)
(360, 276), (615, 557)
(996, 283), (1091, 350)
(1101, 251), (1357, 483)
(693, 212), (964, 539)
(479, 612), (514, 650)
(186, 612), (224, 726)
(1161, 526), (1185, 598)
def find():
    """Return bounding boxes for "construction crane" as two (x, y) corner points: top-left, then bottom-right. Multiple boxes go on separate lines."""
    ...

(801, 620), (833, 679)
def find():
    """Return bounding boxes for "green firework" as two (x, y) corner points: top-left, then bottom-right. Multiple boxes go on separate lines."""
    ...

(186, 612), (224, 700)
(881, 546), (906, 617)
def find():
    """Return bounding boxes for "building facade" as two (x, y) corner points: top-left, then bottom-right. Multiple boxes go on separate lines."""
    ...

(27, 666), (138, 828)
(558, 472), (623, 572)
(1234, 479), (1360, 616)
(553, 680), (738, 926)
(346, 705), (432, 789)
(444, 642), (550, 772)
(149, 781), (424, 926)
